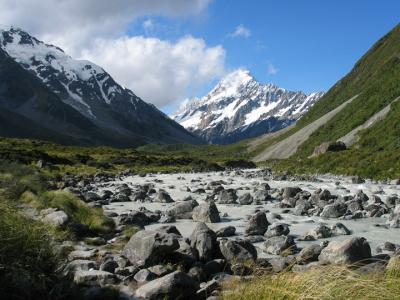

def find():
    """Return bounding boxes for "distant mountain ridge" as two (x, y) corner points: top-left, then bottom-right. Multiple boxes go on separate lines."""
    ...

(171, 69), (324, 144)
(0, 27), (202, 147)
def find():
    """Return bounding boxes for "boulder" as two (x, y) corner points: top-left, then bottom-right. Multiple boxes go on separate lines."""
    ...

(216, 226), (236, 237)
(219, 239), (257, 263)
(156, 190), (174, 203)
(168, 200), (199, 219)
(318, 237), (371, 265)
(264, 223), (290, 238)
(218, 189), (238, 204)
(307, 224), (332, 239)
(42, 210), (68, 227)
(192, 202), (220, 223)
(135, 271), (199, 300)
(283, 187), (302, 199)
(264, 236), (297, 255)
(116, 211), (152, 227)
(122, 230), (180, 267)
(190, 222), (218, 262)
(238, 193), (254, 205)
(134, 268), (157, 284)
(296, 244), (323, 264)
(312, 141), (346, 157)
(245, 211), (269, 236)
(320, 203), (347, 218)
(73, 270), (118, 286)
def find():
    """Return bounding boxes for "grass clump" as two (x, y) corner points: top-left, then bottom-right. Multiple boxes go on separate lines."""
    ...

(224, 264), (400, 300)
(0, 200), (60, 300)
(39, 190), (114, 235)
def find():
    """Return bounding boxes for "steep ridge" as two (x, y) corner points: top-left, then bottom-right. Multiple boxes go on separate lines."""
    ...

(172, 69), (323, 144)
(0, 27), (202, 147)
(252, 23), (400, 178)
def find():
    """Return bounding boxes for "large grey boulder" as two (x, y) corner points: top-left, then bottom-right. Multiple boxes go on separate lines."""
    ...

(320, 203), (347, 218)
(297, 244), (323, 264)
(192, 202), (220, 223)
(283, 187), (302, 199)
(168, 200), (199, 219)
(190, 222), (218, 262)
(116, 211), (152, 227)
(135, 271), (199, 300)
(265, 223), (290, 238)
(122, 230), (180, 267)
(238, 193), (254, 205)
(245, 211), (269, 236)
(264, 236), (297, 255)
(219, 239), (257, 263)
(318, 237), (371, 265)
(218, 189), (238, 204)
(307, 224), (332, 239)
(42, 210), (69, 227)
(73, 270), (118, 286)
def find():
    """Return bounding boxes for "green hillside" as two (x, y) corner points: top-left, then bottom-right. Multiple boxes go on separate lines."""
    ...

(252, 23), (400, 179)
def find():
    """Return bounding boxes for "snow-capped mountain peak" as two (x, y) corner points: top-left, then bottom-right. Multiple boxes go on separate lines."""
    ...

(171, 69), (324, 144)
(0, 27), (129, 118)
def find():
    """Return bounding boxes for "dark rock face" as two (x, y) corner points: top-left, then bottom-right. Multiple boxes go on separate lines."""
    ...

(318, 237), (371, 265)
(297, 244), (323, 264)
(122, 230), (180, 267)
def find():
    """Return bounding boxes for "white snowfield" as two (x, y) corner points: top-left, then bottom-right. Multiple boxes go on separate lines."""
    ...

(100, 170), (400, 258)
(253, 95), (359, 162)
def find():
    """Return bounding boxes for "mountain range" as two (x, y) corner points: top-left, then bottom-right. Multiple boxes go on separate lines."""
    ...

(171, 69), (324, 144)
(0, 27), (202, 147)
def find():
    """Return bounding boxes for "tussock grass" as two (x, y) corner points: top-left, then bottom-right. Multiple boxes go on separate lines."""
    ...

(0, 200), (60, 299)
(39, 190), (114, 235)
(224, 264), (400, 300)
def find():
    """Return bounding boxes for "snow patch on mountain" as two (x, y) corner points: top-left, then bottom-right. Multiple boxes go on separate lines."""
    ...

(172, 68), (324, 144)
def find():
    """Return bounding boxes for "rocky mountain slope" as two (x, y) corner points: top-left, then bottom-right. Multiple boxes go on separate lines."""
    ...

(252, 23), (400, 179)
(0, 27), (202, 147)
(172, 69), (324, 144)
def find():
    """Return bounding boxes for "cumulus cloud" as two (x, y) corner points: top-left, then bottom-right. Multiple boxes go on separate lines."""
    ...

(82, 36), (225, 107)
(230, 24), (251, 38)
(0, 0), (226, 108)
(0, 0), (212, 54)
(267, 62), (279, 75)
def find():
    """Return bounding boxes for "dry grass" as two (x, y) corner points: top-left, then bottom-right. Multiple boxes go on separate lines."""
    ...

(224, 264), (400, 300)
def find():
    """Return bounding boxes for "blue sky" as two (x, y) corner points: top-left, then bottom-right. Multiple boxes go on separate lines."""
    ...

(127, 0), (400, 112)
(3, 0), (399, 113)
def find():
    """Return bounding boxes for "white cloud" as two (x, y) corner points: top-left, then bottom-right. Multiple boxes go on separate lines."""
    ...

(143, 19), (155, 30)
(230, 24), (251, 38)
(267, 62), (279, 75)
(0, 0), (212, 54)
(82, 35), (225, 107)
(0, 0), (226, 108)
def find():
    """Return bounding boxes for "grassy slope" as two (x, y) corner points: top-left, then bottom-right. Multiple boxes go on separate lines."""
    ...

(224, 264), (400, 300)
(251, 24), (400, 179)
